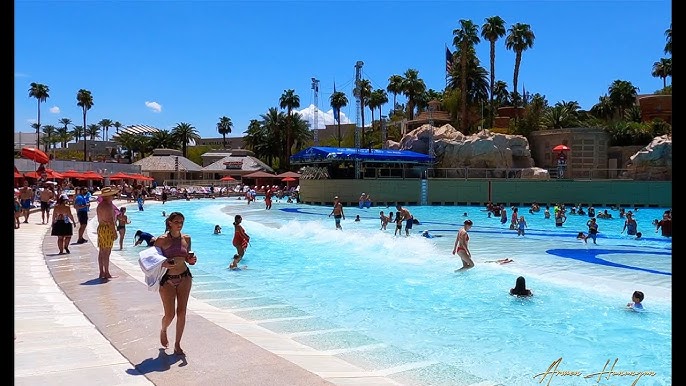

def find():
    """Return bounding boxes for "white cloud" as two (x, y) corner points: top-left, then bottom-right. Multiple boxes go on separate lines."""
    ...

(49, 106), (60, 114)
(145, 101), (162, 113)
(294, 104), (352, 130)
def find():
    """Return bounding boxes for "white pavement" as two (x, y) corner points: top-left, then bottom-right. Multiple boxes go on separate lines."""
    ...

(14, 219), (153, 386)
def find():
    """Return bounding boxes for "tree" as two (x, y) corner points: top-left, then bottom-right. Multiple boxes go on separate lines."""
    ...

(279, 89), (300, 168)
(216, 116), (233, 149)
(41, 125), (58, 151)
(453, 19), (481, 132)
(608, 80), (639, 120)
(355, 79), (372, 147)
(244, 118), (274, 166)
(57, 118), (73, 147)
(400, 69), (426, 121)
(590, 95), (615, 122)
(98, 118), (113, 141)
(369, 89), (388, 134)
(329, 90), (349, 147)
(386, 74), (404, 114)
(505, 22), (535, 120)
(481, 16), (506, 129)
(171, 122), (200, 158)
(87, 124), (101, 140)
(664, 23), (672, 55)
(651, 58), (672, 89)
(76, 89), (94, 161)
(113, 121), (123, 136)
(149, 130), (178, 150)
(29, 82), (50, 149)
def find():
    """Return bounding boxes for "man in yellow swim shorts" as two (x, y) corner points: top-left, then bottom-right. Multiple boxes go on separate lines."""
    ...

(95, 186), (120, 281)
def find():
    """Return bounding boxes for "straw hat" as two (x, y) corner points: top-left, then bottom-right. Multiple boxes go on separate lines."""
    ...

(94, 186), (120, 197)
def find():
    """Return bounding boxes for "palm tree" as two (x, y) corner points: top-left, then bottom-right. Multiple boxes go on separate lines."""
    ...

(590, 95), (615, 122)
(54, 127), (72, 148)
(355, 79), (372, 147)
(28, 82), (50, 149)
(453, 19), (481, 132)
(505, 22), (535, 120)
(71, 125), (84, 144)
(216, 116), (233, 149)
(58, 118), (72, 147)
(608, 80), (639, 120)
(244, 118), (273, 166)
(113, 121), (123, 136)
(481, 16), (506, 129)
(329, 90), (349, 147)
(260, 107), (288, 167)
(76, 89), (94, 161)
(651, 58), (672, 88)
(279, 89), (300, 168)
(370, 89), (388, 131)
(386, 75), (404, 114)
(492, 80), (510, 106)
(87, 124), (101, 141)
(149, 130), (178, 150)
(41, 125), (57, 152)
(664, 23), (672, 55)
(98, 118), (113, 141)
(400, 69), (426, 121)
(171, 122), (200, 158)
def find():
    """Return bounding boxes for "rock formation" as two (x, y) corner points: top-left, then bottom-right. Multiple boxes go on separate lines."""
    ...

(625, 134), (672, 180)
(388, 124), (547, 179)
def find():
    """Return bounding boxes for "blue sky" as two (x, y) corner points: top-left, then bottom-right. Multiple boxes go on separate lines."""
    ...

(15, 0), (671, 139)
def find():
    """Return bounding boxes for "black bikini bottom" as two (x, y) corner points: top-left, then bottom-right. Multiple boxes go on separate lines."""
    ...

(160, 269), (192, 287)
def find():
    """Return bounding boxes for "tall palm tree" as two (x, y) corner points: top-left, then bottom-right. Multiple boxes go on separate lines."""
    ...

(54, 127), (72, 148)
(370, 89), (388, 130)
(492, 80), (510, 106)
(260, 107), (288, 167)
(216, 116), (233, 149)
(505, 22), (535, 119)
(171, 122), (200, 158)
(386, 74), (404, 113)
(76, 89), (94, 161)
(244, 118), (273, 166)
(608, 80), (639, 120)
(481, 16), (506, 129)
(400, 69), (426, 121)
(329, 90), (348, 147)
(355, 79), (372, 147)
(279, 89), (300, 167)
(664, 23), (672, 55)
(98, 118), (113, 141)
(453, 19), (481, 132)
(28, 82), (50, 149)
(651, 58), (672, 88)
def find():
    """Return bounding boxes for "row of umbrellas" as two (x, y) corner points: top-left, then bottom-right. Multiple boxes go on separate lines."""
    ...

(15, 168), (154, 181)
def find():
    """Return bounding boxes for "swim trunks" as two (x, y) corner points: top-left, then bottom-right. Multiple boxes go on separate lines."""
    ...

(77, 211), (88, 225)
(40, 201), (50, 211)
(405, 218), (414, 230)
(21, 199), (32, 210)
(97, 223), (117, 249)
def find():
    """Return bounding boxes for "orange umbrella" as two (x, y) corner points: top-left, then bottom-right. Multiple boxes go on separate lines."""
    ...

(77, 171), (103, 180)
(108, 172), (132, 180)
(24, 168), (64, 179)
(281, 177), (297, 182)
(20, 147), (50, 164)
(220, 176), (236, 181)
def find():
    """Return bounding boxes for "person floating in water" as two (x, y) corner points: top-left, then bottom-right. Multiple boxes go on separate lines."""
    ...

(214, 225), (222, 234)
(134, 230), (157, 246)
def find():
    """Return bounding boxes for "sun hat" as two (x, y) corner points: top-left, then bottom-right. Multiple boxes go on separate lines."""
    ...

(59, 194), (69, 200)
(93, 186), (120, 197)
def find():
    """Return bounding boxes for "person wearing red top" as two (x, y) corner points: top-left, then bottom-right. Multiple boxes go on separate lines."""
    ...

(230, 214), (250, 269)
(264, 187), (273, 210)
(655, 213), (672, 237)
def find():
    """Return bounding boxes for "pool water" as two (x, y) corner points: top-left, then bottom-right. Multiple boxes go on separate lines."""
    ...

(118, 199), (672, 386)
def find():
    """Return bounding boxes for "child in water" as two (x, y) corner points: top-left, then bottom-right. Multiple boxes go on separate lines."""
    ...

(214, 225), (222, 234)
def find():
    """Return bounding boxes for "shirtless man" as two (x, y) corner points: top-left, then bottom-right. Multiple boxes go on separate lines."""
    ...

(328, 196), (345, 230)
(19, 181), (34, 223)
(39, 185), (55, 224)
(395, 204), (414, 236)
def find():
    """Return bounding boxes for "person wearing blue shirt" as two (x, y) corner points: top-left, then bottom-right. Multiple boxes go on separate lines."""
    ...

(134, 230), (157, 246)
(627, 290), (645, 311)
(74, 187), (91, 244)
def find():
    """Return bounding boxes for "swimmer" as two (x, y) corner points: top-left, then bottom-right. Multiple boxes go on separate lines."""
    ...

(214, 224), (222, 234)
(162, 211), (166, 217)
(421, 230), (444, 238)
(485, 258), (514, 264)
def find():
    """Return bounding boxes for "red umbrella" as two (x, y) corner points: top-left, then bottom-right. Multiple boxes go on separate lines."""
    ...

(77, 171), (103, 180)
(220, 176), (236, 181)
(61, 170), (83, 178)
(24, 168), (64, 179)
(108, 172), (132, 180)
(20, 147), (50, 164)
(552, 144), (571, 152)
(281, 177), (297, 182)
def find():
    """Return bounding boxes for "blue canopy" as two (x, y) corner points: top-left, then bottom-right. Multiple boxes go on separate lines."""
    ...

(290, 147), (433, 164)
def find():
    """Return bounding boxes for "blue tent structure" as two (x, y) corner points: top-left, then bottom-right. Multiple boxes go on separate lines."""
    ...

(290, 147), (434, 164)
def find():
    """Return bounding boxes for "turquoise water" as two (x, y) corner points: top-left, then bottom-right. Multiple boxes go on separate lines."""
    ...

(120, 199), (672, 386)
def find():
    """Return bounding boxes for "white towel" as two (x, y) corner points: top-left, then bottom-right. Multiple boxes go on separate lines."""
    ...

(138, 246), (168, 292)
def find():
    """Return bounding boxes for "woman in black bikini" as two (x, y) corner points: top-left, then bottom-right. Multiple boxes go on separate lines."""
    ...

(153, 212), (198, 356)
(116, 207), (130, 250)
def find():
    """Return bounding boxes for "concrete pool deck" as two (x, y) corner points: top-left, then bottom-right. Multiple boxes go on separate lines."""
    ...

(17, 205), (495, 386)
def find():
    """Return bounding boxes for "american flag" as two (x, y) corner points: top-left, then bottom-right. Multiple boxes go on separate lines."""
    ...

(446, 47), (453, 74)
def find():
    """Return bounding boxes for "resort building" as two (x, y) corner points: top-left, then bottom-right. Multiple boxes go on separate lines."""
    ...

(133, 148), (203, 183)
(200, 149), (274, 180)
(195, 136), (246, 149)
